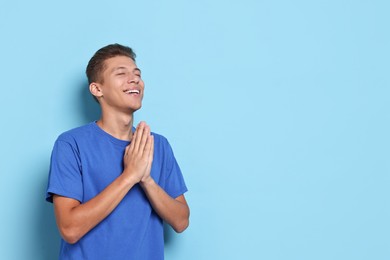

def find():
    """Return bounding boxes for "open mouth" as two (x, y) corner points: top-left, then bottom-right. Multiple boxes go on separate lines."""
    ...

(124, 89), (140, 95)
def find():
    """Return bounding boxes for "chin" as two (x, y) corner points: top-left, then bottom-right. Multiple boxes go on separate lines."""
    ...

(130, 104), (142, 112)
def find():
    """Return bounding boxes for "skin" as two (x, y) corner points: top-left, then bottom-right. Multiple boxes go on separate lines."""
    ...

(53, 55), (190, 244)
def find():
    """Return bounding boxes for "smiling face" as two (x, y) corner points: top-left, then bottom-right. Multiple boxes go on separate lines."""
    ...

(90, 55), (145, 114)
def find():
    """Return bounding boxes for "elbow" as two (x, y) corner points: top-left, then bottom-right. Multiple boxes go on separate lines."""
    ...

(63, 235), (80, 245)
(175, 221), (189, 233)
(173, 217), (189, 233)
(173, 204), (190, 233)
(59, 226), (82, 244)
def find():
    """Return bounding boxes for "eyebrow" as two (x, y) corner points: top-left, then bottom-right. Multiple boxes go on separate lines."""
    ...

(112, 67), (141, 74)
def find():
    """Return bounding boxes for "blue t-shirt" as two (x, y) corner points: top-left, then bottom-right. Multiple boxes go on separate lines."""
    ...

(46, 122), (187, 260)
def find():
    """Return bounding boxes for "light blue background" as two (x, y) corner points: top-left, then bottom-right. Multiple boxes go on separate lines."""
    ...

(0, 1), (389, 259)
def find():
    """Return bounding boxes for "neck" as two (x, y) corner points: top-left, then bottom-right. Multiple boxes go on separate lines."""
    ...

(97, 111), (134, 141)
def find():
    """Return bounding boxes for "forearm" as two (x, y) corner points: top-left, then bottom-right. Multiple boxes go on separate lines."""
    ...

(140, 178), (189, 233)
(54, 174), (137, 244)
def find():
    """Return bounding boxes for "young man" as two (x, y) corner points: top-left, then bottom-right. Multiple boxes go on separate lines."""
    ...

(46, 44), (189, 259)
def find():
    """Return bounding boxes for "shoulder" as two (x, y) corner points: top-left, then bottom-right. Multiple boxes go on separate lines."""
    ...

(151, 131), (177, 159)
(151, 131), (167, 143)
(151, 131), (171, 148)
(56, 122), (96, 144)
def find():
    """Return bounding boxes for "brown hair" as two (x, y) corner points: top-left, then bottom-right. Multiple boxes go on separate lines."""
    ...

(86, 43), (136, 84)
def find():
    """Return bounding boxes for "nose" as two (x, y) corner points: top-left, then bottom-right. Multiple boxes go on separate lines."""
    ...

(127, 74), (140, 84)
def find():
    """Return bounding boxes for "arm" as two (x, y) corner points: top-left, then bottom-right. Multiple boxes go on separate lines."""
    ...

(139, 132), (190, 233)
(53, 175), (137, 244)
(140, 179), (190, 233)
(53, 122), (153, 244)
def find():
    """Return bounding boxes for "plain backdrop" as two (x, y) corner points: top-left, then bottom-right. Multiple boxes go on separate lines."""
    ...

(0, 1), (389, 259)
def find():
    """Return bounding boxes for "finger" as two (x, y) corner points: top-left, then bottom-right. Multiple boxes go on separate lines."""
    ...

(144, 135), (154, 174)
(138, 124), (150, 155)
(123, 145), (130, 164)
(124, 145), (130, 156)
(128, 130), (137, 153)
(143, 133), (153, 160)
(148, 135), (154, 164)
(133, 122), (145, 153)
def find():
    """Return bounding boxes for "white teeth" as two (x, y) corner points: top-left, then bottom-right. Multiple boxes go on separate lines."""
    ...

(125, 90), (140, 94)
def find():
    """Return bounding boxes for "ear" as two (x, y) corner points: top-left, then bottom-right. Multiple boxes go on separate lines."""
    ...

(89, 83), (103, 99)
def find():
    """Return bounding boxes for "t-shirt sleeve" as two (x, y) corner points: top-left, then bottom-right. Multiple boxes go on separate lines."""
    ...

(46, 138), (83, 203)
(162, 138), (188, 198)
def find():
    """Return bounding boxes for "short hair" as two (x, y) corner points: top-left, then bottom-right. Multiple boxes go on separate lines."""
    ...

(86, 43), (136, 84)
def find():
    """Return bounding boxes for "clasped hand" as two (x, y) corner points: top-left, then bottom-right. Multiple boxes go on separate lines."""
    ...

(123, 121), (154, 183)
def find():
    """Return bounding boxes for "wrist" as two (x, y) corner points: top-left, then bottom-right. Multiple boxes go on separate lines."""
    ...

(120, 171), (139, 188)
(140, 176), (155, 188)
